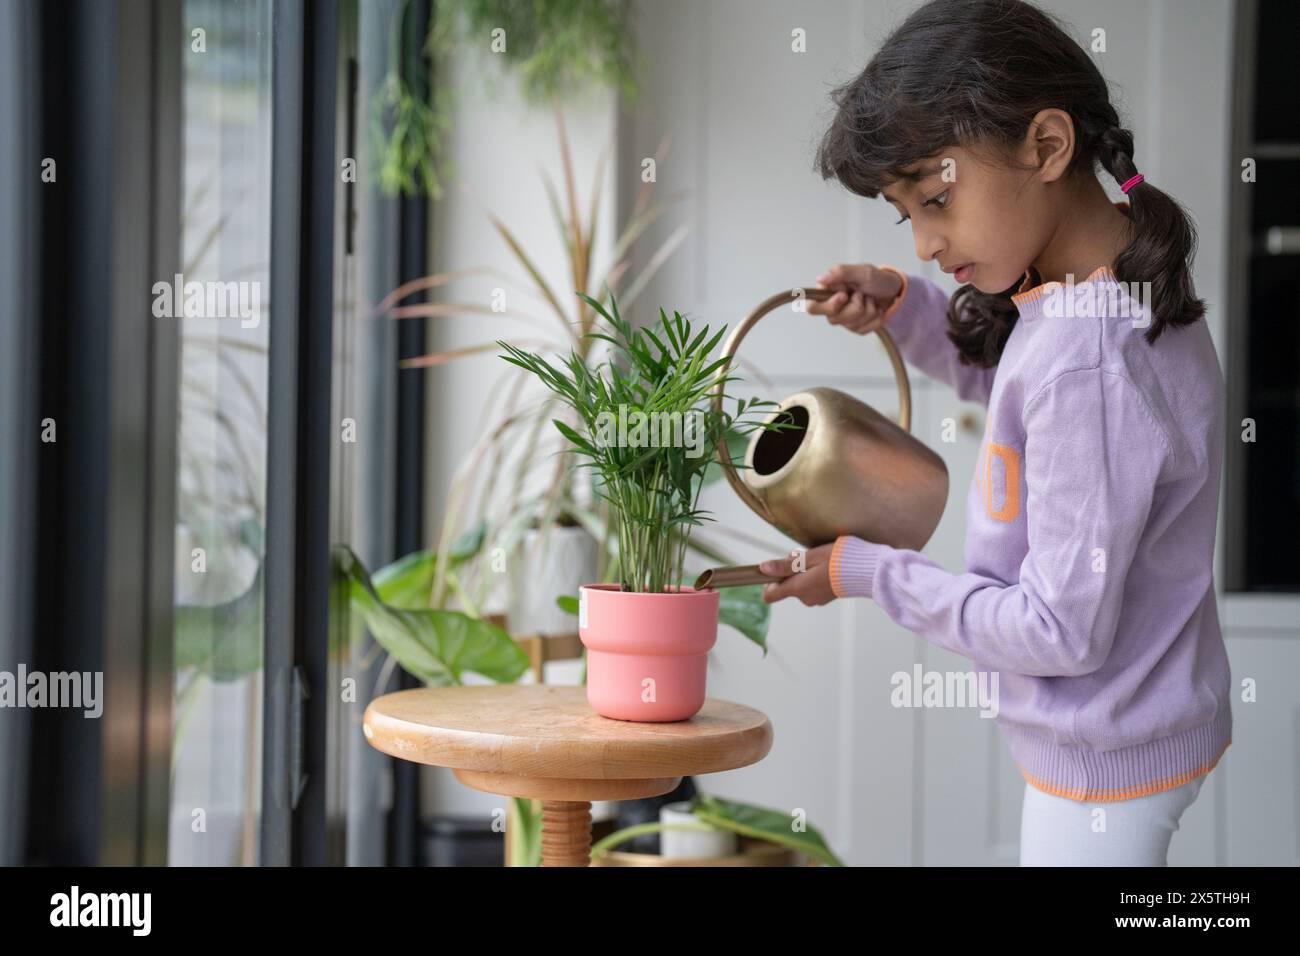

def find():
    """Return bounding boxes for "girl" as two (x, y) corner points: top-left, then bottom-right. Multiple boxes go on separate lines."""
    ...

(758, 0), (1232, 867)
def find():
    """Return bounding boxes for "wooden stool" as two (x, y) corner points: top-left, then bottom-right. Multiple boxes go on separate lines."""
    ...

(362, 684), (773, 867)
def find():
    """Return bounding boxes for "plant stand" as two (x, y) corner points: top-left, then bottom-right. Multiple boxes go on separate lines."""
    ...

(362, 684), (773, 867)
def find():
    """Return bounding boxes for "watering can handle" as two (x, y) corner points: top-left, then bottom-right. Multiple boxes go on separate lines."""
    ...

(709, 284), (913, 527)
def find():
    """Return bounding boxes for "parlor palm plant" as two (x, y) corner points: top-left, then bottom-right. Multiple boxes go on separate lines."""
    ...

(497, 289), (789, 722)
(498, 291), (781, 593)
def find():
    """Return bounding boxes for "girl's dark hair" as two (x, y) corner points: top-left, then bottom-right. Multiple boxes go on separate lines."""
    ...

(815, 0), (1205, 366)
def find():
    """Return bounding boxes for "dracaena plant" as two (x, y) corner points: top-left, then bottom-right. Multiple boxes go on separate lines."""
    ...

(498, 291), (782, 594)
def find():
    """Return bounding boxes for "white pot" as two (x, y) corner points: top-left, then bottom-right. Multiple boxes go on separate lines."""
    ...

(659, 800), (737, 859)
(506, 524), (598, 637)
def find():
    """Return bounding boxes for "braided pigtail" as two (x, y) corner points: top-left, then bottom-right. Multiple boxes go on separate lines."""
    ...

(1096, 126), (1206, 344)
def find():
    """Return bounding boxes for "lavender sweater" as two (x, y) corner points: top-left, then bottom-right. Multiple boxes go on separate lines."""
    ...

(829, 265), (1233, 802)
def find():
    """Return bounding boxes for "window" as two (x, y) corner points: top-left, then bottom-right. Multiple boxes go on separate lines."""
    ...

(1225, 0), (1300, 592)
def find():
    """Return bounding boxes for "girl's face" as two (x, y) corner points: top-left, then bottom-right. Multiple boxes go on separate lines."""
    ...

(880, 140), (1057, 294)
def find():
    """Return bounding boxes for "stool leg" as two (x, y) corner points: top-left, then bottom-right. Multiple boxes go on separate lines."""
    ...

(540, 800), (592, 867)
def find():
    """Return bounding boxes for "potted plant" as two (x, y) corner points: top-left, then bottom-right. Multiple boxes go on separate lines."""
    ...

(498, 290), (781, 721)
(589, 793), (844, 867)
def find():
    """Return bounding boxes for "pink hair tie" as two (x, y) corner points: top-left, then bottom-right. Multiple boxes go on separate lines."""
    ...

(1120, 173), (1144, 193)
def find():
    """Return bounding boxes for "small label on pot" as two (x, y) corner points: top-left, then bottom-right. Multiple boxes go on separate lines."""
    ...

(579, 589), (588, 628)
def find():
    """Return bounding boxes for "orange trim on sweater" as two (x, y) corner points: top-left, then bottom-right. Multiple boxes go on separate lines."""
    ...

(875, 265), (910, 323)
(1010, 264), (1118, 310)
(1018, 738), (1230, 803)
(828, 536), (847, 597)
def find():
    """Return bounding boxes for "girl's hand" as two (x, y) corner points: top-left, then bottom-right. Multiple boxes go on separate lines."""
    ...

(758, 544), (837, 606)
(807, 263), (905, 335)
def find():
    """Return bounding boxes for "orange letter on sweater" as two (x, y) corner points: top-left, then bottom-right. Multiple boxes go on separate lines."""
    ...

(984, 442), (1021, 522)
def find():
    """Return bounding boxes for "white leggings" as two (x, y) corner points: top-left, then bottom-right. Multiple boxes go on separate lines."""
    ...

(1019, 775), (1206, 866)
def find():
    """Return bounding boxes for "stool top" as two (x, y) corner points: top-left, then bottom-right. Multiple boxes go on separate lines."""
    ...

(362, 684), (772, 780)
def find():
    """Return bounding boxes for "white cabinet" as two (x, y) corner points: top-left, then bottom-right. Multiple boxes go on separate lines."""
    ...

(1219, 633), (1300, 866)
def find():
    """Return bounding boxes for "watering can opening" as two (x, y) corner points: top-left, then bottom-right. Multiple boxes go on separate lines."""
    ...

(750, 404), (810, 478)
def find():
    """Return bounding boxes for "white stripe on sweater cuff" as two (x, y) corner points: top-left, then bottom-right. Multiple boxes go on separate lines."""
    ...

(829, 535), (885, 599)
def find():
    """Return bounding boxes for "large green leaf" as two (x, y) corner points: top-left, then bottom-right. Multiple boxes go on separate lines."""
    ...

(588, 793), (842, 866)
(689, 793), (844, 867)
(372, 549), (439, 608)
(717, 585), (769, 656)
(370, 518), (488, 608)
(335, 545), (529, 686)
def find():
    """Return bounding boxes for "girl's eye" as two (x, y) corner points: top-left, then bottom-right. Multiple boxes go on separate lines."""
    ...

(892, 190), (949, 225)
(923, 189), (950, 210)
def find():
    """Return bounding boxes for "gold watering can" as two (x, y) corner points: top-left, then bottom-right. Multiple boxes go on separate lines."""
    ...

(693, 286), (949, 591)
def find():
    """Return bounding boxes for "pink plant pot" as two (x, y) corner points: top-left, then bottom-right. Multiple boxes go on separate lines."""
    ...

(578, 583), (720, 722)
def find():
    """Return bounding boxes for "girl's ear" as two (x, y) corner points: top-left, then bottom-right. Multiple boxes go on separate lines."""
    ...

(1026, 108), (1076, 184)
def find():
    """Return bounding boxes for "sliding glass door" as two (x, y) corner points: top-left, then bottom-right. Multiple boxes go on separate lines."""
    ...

(3, 0), (415, 866)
